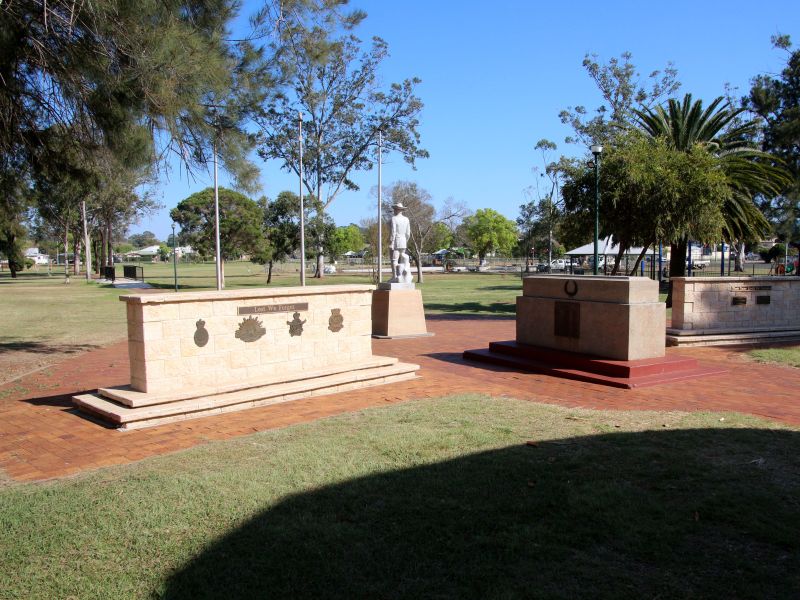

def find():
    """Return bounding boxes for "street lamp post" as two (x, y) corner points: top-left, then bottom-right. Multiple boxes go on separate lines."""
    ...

(212, 135), (223, 290)
(299, 111), (306, 286)
(590, 144), (603, 275)
(202, 102), (224, 290)
(171, 222), (178, 293)
(377, 130), (383, 283)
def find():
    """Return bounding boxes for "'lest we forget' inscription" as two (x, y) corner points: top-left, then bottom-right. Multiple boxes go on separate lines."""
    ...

(237, 303), (308, 315)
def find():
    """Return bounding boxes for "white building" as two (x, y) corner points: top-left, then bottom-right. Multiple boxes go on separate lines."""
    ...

(24, 248), (50, 265)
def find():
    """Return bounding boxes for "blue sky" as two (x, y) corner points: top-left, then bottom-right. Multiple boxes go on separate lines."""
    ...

(136, 0), (799, 241)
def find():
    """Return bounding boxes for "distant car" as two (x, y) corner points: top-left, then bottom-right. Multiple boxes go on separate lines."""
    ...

(323, 264), (336, 274)
(588, 256), (606, 268)
(550, 259), (567, 271)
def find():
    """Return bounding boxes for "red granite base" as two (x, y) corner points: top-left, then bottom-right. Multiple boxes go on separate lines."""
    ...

(463, 341), (727, 389)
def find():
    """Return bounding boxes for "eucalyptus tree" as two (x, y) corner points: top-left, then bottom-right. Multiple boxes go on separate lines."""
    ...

(254, 2), (427, 276)
(171, 188), (267, 283)
(259, 192), (301, 283)
(0, 182), (30, 278)
(519, 139), (565, 265)
(464, 209), (519, 265)
(634, 94), (788, 278)
(559, 52), (681, 147)
(746, 35), (800, 247)
(1, 0), (263, 267)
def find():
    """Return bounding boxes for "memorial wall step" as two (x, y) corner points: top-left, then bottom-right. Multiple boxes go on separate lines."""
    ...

(666, 329), (800, 347)
(74, 359), (419, 430)
(98, 356), (402, 407)
(485, 340), (701, 378)
(463, 344), (726, 389)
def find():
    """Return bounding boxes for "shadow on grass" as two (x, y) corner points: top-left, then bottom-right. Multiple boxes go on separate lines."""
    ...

(0, 341), (100, 355)
(163, 428), (800, 599)
(145, 282), (208, 290)
(424, 302), (516, 316)
(478, 284), (522, 291)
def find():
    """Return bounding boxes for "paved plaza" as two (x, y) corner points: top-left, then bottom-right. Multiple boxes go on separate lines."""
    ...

(1, 315), (798, 482)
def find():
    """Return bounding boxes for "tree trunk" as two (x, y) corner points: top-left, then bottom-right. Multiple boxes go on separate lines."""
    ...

(7, 233), (18, 278)
(267, 260), (273, 284)
(315, 177), (324, 279)
(98, 230), (106, 271)
(416, 252), (423, 283)
(610, 243), (627, 275)
(627, 242), (653, 276)
(734, 240), (745, 272)
(73, 236), (81, 275)
(315, 246), (324, 278)
(63, 224), (70, 284)
(93, 237), (101, 273)
(106, 220), (113, 267)
(666, 237), (689, 308)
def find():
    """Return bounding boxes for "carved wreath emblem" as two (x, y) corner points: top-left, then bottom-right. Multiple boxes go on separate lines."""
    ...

(328, 308), (344, 333)
(287, 312), (307, 337)
(564, 279), (579, 297)
(235, 316), (266, 343)
(194, 319), (209, 347)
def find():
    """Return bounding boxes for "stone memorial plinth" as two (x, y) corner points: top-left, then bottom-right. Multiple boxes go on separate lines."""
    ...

(371, 282), (431, 339)
(667, 276), (800, 346)
(74, 285), (419, 429)
(464, 276), (724, 388)
(516, 275), (665, 360)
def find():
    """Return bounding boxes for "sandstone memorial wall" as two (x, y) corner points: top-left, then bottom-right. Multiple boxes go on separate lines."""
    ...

(668, 276), (800, 346)
(74, 285), (419, 429)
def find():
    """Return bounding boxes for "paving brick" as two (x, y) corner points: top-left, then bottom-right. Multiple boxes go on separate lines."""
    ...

(0, 315), (798, 482)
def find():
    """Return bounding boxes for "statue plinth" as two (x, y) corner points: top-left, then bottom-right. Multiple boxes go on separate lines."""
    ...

(372, 284), (432, 339)
(377, 281), (415, 291)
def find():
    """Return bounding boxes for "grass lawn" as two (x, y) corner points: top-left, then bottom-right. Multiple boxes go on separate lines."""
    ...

(0, 271), (130, 348)
(139, 260), (525, 315)
(0, 262), (673, 384)
(1, 395), (799, 599)
(748, 345), (800, 368)
(0, 272), (136, 383)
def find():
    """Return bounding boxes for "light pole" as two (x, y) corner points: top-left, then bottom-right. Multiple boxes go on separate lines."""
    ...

(377, 130), (383, 283)
(212, 134), (223, 290)
(202, 102), (224, 290)
(590, 144), (603, 275)
(172, 222), (178, 293)
(298, 111), (306, 286)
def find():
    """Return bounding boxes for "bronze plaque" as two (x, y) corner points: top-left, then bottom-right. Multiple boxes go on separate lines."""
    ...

(238, 303), (308, 315)
(194, 319), (209, 347)
(287, 312), (307, 337)
(554, 301), (580, 339)
(731, 296), (747, 306)
(235, 316), (266, 342)
(756, 295), (771, 305)
(328, 308), (344, 332)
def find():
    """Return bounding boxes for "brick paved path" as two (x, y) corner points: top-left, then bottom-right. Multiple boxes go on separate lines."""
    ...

(1, 315), (797, 482)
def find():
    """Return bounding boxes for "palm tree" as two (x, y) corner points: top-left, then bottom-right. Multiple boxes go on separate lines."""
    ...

(634, 94), (787, 282)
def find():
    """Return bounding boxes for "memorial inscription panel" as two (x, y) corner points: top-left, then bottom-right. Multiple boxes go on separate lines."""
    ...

(554, 301), (580, 339)
(238, 303), (308, 315)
